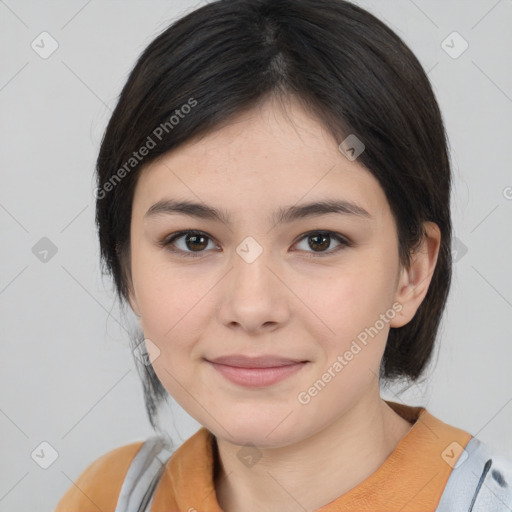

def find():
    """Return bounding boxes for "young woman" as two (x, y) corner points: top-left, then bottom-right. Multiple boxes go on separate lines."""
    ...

(55, 0), (512, 511)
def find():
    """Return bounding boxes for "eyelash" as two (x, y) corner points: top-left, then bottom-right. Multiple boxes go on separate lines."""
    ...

(159, 230), (352, 259)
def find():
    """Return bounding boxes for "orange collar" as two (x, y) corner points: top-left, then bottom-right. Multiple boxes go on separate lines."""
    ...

(152, 400), (472, 511)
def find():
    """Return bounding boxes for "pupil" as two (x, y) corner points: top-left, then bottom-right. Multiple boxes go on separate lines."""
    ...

(187, 233), (207, 251)
(183, 233), (331, 253)
(310, 233), (329, 251)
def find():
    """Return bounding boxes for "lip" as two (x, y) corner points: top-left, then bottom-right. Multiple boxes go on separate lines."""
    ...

(207, 354), (307, 368)
(206, 355), (309, 387)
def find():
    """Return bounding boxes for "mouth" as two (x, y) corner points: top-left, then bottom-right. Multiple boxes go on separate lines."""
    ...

(205, 355), (309, 387)
(207, 354), (308, 368)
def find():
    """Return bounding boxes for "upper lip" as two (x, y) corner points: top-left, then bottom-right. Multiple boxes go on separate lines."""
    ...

(207, 355), (308, 368)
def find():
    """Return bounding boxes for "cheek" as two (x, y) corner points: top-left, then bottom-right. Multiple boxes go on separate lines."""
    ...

(137, 277), (205, 343)
(317, 264), (395, 328)
(132, 255), (216, 358)
(136, 269), (207, 399)
(306, 255), (398, 368)
(131, 244), (184, 326)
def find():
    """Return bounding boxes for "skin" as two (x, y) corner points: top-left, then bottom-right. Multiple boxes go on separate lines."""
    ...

(127, 95), (441, 512)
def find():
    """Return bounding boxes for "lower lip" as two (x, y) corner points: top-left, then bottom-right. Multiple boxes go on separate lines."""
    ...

(207, 361), (307, 387)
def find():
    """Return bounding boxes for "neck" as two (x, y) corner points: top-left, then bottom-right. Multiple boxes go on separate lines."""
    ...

(213, 395), (413, 512)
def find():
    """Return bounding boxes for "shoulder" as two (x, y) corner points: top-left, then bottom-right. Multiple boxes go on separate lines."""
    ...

(54, 440), (145, 512)
(436, 437), (512, 511)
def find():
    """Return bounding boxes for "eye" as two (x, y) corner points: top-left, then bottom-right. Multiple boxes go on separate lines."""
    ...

(293, 231), (351, 257)
(162, 230), (219, 258)
(160, 230), (351, 258)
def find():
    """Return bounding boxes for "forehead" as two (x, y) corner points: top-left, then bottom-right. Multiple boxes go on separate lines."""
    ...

(133, 97), (390, 223)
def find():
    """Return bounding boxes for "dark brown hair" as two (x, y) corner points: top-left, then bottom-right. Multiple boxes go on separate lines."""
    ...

(95, 0), (452, 431)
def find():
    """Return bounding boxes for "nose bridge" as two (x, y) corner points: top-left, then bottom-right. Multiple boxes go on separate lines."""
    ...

(217, 234), (290, 331)
(231, 234), (275, 293)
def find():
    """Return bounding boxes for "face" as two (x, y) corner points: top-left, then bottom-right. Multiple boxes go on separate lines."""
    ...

(128, 96), (415, 448)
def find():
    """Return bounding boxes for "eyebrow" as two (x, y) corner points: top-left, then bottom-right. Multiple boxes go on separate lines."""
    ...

(144, 198), (372, 226)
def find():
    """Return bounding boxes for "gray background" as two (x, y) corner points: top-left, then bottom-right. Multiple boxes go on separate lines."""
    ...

(0, 1), (511, 510)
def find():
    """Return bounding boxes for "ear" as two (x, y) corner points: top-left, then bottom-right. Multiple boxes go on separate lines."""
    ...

(390, 222), (441, 328)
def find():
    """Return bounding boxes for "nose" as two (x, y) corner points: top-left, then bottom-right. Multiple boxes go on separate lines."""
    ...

(216, 247), (291, 334)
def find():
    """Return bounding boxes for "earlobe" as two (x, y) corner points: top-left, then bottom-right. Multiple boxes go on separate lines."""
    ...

(390, 222), (441, 328)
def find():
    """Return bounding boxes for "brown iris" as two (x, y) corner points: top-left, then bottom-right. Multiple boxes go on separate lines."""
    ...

(307, 233), (331, 252)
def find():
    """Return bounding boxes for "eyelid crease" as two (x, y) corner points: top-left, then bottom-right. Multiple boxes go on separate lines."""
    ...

(158, 229), (352, 259)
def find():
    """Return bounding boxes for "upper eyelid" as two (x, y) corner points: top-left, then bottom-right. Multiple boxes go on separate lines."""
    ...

(165, 229), (347, 243)
(164, 230), (219, 246)
(163, 229), (350, 253)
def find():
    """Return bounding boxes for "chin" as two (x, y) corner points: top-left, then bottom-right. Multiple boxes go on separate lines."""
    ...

(211, 416), (303, 449)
